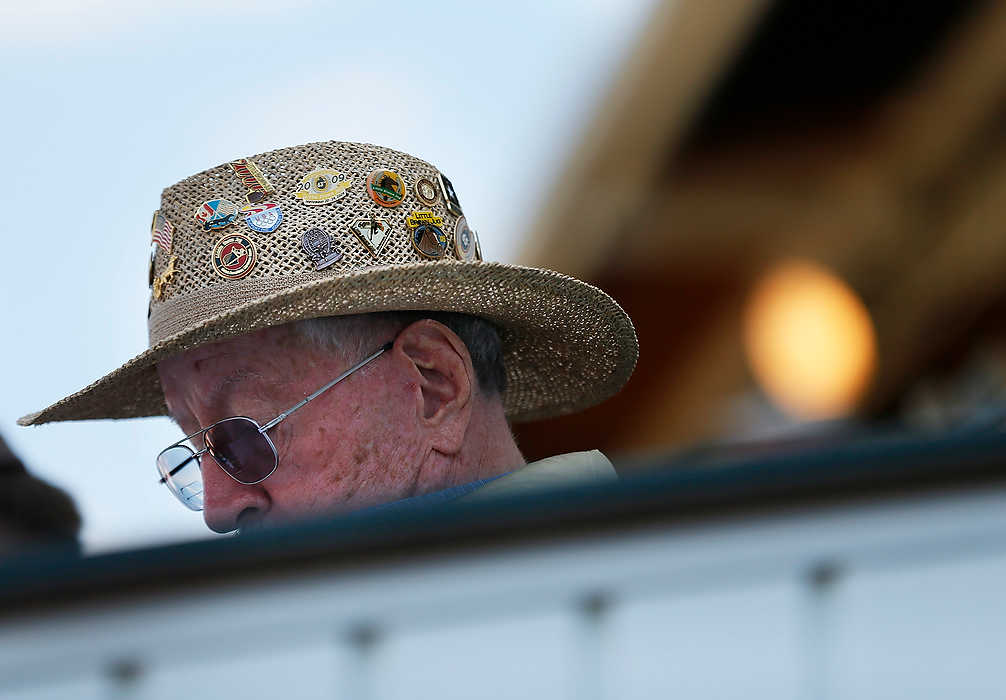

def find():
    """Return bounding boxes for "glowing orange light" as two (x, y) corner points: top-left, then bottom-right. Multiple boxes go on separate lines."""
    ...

(743, 259), (877, 420)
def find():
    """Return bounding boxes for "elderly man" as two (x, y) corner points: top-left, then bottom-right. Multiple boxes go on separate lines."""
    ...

(20, 141), (637, 533)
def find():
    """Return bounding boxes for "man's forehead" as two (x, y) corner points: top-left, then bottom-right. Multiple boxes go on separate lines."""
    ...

(162, 325), (301, 371)
(158, 326), (309, 420)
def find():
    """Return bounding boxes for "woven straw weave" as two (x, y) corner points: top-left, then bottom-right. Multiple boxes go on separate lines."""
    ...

(19, 141), (638, 426)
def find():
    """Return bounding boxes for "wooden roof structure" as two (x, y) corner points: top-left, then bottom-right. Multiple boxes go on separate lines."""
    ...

(513, 0), (1006, 462)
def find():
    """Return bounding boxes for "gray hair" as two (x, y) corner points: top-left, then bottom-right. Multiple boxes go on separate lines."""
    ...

(293, 312), (507, 397)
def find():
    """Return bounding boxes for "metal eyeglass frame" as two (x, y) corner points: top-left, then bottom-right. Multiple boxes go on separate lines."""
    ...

(156, 341), (393, 497)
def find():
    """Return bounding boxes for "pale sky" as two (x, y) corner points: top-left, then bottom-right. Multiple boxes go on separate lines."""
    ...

(0, 0), (658, 551)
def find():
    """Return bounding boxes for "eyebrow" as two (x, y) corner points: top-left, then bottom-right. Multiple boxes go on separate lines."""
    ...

(185, 367), (265, 423)
(162, 366), (269, 449)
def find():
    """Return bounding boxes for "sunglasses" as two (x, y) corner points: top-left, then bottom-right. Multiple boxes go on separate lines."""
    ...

(156, 340), (392, 511)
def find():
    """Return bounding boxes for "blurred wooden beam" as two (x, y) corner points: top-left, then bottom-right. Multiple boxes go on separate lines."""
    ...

(877, 0), (1006, 190)
(514, 0), (1006, 452)
(613, 301), (749, 449)
(867, 144), (1006, 413)
(559, 0), (1006, 284)
(517, 0), (771, 277)
(512, 274), (746, 460)
(628, 142), (902, 279)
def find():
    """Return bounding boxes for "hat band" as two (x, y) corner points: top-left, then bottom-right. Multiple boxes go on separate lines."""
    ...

(148, 273), (330, 345)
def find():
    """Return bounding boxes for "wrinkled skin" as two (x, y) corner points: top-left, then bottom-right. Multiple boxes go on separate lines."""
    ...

(157, 321), (522, 533)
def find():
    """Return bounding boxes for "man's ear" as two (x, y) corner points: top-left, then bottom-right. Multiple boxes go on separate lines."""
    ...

(394, 320), (474, 454)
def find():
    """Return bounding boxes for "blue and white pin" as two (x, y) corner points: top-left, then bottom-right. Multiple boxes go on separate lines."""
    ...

(454, 216), (480, 262)
(241, 202), (283, 233)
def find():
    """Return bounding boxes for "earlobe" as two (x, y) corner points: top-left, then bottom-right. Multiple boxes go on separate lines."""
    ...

(396, 320), (473, 454)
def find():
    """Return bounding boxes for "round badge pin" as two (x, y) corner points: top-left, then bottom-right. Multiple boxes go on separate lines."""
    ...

(241, 202), (283, 233)
(212, 233), (257, 279)
(414, 177), (440, 207)
(406, 211), (448, 259)
(366, 168), (406, 208)
(453, 216), (479, 262)
(412, 224), (447, 259)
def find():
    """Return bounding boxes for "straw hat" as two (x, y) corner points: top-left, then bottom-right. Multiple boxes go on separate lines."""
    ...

(19, 141), (637, 427)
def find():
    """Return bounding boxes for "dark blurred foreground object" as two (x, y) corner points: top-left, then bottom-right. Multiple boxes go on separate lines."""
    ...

(1, 427), (1005, 696)
(0, 436), (81, 556)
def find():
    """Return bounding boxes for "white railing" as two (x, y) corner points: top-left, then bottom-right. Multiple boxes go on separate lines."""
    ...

(1, 477), (1005, 700)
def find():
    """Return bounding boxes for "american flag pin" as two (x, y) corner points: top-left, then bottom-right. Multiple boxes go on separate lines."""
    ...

(150, 210), (175, 254)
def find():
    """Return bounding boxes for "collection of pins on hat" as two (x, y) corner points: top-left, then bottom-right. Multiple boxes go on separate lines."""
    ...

(148, 158), (482, 298)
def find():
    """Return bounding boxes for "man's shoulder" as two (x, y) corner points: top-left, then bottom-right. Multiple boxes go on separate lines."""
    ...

(460, 450), (617, 502)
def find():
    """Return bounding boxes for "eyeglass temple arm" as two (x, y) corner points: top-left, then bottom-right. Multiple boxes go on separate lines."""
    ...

(259, 341), (393, 433)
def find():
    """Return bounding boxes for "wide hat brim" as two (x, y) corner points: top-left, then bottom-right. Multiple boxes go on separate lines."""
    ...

(19, 260), (638, 426)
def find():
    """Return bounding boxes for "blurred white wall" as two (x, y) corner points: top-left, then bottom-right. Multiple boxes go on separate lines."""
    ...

(1, 483), (1003, 699)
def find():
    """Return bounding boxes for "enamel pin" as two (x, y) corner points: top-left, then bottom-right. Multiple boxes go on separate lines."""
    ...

(453, 216), (480, 262)
(152, 255), (178, 301)
(150, 210), (174, 254)
(294, 169), (352, 205)
(301, 227), (343, 270)
(414, 177), (440, 207)
(407, 211), (448, 260)
(195, 199), (240, 231)
(212, 233), (257, 279)
(351, 215), (391, 258)
(148, 243), (157, 288)
(438, 172), (463, 216)
(241, 202), (283, 233)
(229, 158), (275, 205)
(366, 168), (406, 208)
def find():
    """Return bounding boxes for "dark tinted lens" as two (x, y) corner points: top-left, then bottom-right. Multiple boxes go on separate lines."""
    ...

(205, 417), (277, 484)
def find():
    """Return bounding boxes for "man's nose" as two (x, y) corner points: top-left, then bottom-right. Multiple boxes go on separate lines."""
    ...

(200, 454), (270, 533)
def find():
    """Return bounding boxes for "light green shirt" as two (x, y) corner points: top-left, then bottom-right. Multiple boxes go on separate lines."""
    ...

(461, 450), (617, 502)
